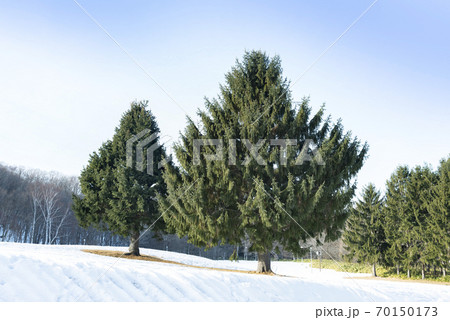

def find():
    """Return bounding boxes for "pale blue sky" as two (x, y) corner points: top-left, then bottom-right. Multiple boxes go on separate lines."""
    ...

(0, 0), (449, 193)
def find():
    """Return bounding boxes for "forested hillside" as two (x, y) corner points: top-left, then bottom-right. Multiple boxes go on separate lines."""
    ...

(0, 163), (126, 245)
(0, 163), (237, 259)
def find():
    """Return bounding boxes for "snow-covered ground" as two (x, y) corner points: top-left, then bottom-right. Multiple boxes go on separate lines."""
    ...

(0, 242), (448, 302)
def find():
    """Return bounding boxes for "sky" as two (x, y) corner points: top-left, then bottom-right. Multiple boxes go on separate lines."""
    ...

(0, 0), (449, 194)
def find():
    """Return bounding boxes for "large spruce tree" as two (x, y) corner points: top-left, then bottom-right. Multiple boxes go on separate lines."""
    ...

(343, 184), (387, 277)
(160, 51), (368, 272)
(73, 101), (166, 255)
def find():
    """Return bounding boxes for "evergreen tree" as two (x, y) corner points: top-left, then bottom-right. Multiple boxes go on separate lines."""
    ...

(404, 166), (437, 279)
(384, 166), (410, 275)
(343, 184), (386, 277)
(425, 157), (449, 277)
(160, 51), (368, 272)
(384, 162), (448, 279)
(73, 101), (166, 255)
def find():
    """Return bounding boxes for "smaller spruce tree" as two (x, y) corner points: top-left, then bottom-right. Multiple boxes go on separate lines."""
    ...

(73, 101), (166, 255)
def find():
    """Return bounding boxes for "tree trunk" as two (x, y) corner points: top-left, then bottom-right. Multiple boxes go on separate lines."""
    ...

(372, 263), (377, 277)
(443, 268), (446, 277)
(407, 269), (410, 278)
(396, 264), (399, 275)
(127, 231), (140, 256)
(421, 264), (425, 280)
(257, 251), (271, 273)
(31, 205), (37, 244)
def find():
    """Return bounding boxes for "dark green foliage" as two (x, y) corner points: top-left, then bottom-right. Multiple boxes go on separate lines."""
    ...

(382, 158), (449, 278)
(73, 101), (166, 254)
(384, 166), (410, 271)
(343, 184), (387, 275)
(160, 51), (368, 271)
(425, 158), (450, 274)
(405, 166), (437, 276)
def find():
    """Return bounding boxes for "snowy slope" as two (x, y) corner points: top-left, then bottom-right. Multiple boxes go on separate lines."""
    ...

(0, 242), (449, 302)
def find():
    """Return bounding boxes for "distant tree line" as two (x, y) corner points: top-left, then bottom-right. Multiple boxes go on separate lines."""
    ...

(0, 163), (238, 259)
(0, 164), (125, 245)
(344, 157), (449, 279)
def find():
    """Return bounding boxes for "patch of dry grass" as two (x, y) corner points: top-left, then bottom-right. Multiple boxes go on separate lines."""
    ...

(81, 249), (276, 276)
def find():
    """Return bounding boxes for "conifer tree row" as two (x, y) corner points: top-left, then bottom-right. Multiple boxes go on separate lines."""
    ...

(345, 157), (449, 279)
(384, 163), (448, 279)
(426, 158), (450, 277)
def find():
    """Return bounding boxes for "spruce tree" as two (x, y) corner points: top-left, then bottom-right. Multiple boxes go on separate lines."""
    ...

(384, 166), (410, 275)
(160, 51), (368, 272)
(73, 101), (166, 255)
(425, 157), (449, 277)
(343, 184), (386, 277)
(405, 166), (437, 279)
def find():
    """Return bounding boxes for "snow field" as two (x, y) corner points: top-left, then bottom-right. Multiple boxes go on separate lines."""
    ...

(0, 242), (449, 302)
